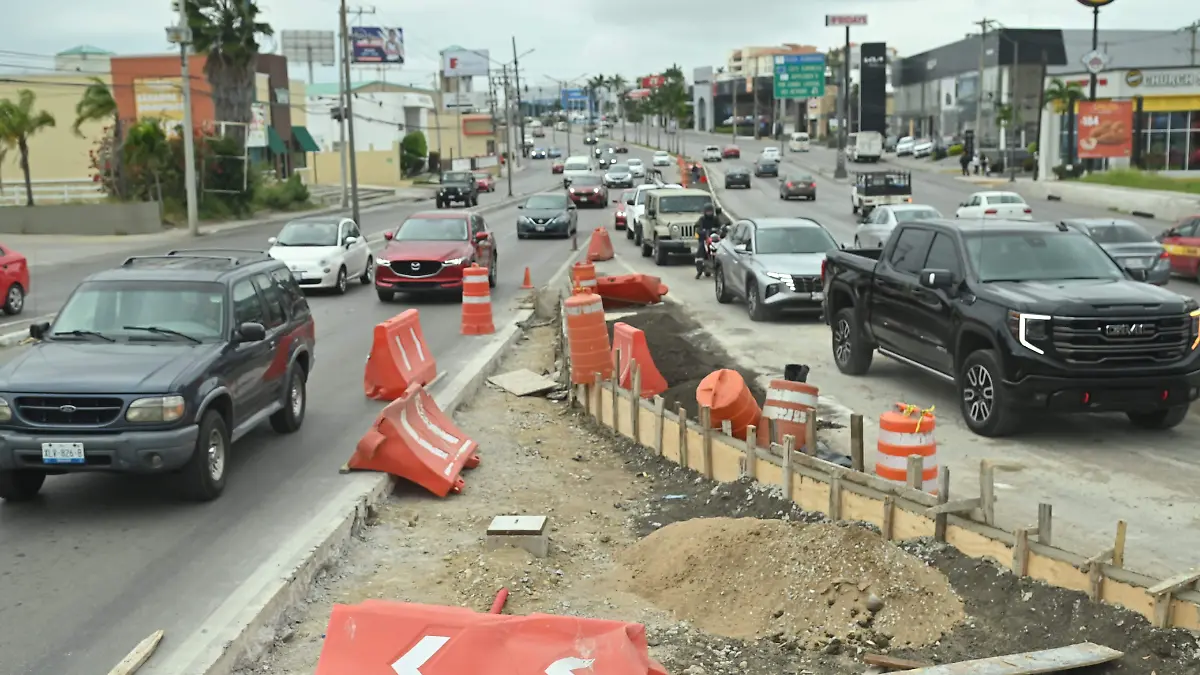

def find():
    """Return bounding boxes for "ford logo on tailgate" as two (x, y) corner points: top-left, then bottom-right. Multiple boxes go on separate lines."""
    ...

(1104, 323), (1154, 337)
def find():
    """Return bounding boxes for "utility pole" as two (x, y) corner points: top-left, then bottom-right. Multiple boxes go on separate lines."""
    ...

(731, 76), (738, 144)
(974, 18), (990, 153)
(502, 65), (514, 197)
(487, 69), (500, 168)
(512, 38), (527, 165)
(833, 25), (851, 180)
(431, 71), (444, 169)
(752, 60), (760, 140)
(1184, 20), (1200, 66)
(336, 25), (350, 206)
(166, 2), (199, 236)
(340, 1), (371, 223)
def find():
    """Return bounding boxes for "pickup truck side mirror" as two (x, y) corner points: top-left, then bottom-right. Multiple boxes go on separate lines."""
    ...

(918, 268), (955, 290)
(237, 322), (267, 343)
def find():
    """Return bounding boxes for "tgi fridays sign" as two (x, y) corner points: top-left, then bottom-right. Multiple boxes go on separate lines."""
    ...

(1123, 68), (1200, 90)
(826, 15), (868, 26)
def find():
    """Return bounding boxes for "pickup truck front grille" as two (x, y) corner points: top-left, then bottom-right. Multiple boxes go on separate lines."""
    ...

(1051, 314), (1190, 366)
(17, 396), (124, 425)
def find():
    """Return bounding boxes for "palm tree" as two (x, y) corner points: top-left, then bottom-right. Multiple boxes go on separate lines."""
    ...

(1044, 78), (1084, 164)
(585, 74), (607, 127)
(0, 143), (9, 196)
(607, 74), (629, 141)
(0, 90), (57, 206)
(73, 77), (124, 198)
(185, 0), (273, 146)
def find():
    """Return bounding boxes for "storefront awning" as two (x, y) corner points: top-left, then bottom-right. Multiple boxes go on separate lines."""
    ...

(292, 125), (320, 152)
(267, 126), (287, 154)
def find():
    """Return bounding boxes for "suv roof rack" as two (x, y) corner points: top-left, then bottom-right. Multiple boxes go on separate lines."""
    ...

(167, 248), (272, 263)
(121, 254), (240, 268)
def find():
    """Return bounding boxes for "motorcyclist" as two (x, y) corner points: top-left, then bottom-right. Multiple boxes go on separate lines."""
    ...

(690, 163), (702, 185)
(694, 204), (720, 279)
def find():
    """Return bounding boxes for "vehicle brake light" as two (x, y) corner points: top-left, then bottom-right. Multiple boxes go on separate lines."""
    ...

(810, 183), (816, 188)
(1023, 207), (1032, 214)
(984, 208), (998, 215)
(820, 258), (828, 283)
(1160, 250), (1170, 259)
(786, 182), (794, 188)
(1082, 392), (1090, 404)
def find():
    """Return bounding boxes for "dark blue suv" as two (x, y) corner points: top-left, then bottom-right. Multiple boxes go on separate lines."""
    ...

(0, 249), (317, 502)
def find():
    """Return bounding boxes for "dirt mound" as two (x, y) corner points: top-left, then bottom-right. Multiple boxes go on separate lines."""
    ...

(619, 517), (963, 649)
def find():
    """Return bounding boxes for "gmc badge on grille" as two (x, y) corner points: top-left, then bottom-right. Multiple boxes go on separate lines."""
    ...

(1105, 323), (1154, 337)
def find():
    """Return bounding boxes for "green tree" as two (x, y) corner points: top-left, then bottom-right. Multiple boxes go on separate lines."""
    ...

(123, 120), (172, 210)
(607, 74), (629, 140)
(73, 77), (125, 198)
(185, 0), (273, 146)
(585, 74), (607, 125)
(0, 89), (57, 206)
(1043, 78), (1084, 114)
(0, 142), (9, 197)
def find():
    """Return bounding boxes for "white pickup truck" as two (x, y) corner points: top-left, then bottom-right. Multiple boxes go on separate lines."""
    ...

(954, 191), (1034, 220)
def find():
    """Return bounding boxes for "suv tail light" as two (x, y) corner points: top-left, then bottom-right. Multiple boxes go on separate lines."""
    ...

(984, 208), (998, 215)
(820, 258), (829, 283)
(810, 182), (817, 188)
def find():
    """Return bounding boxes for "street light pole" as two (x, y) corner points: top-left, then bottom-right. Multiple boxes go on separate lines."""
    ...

(166, 4), (199, 236)
(338, 0), (361, 223)
(834, 25), (850, 180)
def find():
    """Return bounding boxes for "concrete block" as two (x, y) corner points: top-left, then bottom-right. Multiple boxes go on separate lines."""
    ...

(486, 515), (549, 558)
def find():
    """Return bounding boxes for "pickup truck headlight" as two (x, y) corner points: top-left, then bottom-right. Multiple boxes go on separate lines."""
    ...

(127, 395), (186, 423)
(1007, 311), (1050, 354)
(0, 396), (11, 422)
(671, 225), (679, 236)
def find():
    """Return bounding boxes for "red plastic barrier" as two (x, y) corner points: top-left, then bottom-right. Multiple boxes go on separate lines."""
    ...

(349, 384), (480, 496)
(316, 600), (667, 675)
(612, 322), (667, 398)
(364, 309), (437, 401)
(594, 273), (669, 309)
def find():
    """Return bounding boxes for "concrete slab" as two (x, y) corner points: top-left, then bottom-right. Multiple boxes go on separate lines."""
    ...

(488, 368), (557, 397)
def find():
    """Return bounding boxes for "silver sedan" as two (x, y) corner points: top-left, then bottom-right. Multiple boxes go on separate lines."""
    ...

(1062, 218), (1171, 285)
(853, 203), (943, 248)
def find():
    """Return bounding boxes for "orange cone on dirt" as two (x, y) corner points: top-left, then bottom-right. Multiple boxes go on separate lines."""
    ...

(696, 369), (762, 441)
(586, 227), (615, 262)
(461, 264), (495, 335)
(521, 266), (533, 290)
(565, 290), (613, 385)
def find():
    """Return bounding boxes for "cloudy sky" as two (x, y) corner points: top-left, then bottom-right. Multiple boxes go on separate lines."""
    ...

(1, 0), (1194, 91)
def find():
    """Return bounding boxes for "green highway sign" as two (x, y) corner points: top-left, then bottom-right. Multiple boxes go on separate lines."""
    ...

(774, 53), (826, 99)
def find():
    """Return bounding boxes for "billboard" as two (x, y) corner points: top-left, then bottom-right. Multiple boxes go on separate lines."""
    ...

(247, 103), (267, 148)
(826, 15), (868, 26)
(859, 43), (888, 134)
(350, 27), (404, 64)
(1077, 100), (1132, 159)
(561, 88), (588, 108)
(133, 78), (184, 122)
(443, 49), (490, 78)
(640, 74), (665, 88)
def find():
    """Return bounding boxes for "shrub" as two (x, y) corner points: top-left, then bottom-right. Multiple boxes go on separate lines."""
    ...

(1079, 168), (1200, 194)
(1027, 142), (1038, 154)
(400, 131), (428, 177)
(947, 144), (964, 156)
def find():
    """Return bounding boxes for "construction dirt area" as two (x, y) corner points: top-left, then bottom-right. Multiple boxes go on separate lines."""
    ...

(242, 302), (1200, 675)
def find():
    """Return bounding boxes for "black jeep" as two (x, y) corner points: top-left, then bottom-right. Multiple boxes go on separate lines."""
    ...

(437, 171), (479, 208)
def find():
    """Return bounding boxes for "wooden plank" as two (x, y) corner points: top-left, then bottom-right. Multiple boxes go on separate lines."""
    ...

(488, 368), (557, 396)
(610, 370), (620, 431)
(979, 459), (1024, 526)
(1112, 520), (1126, 568)
(108, 630), (165, 675)
(1147, 568), (1200, 597)
(700, 406), (714, 478)
(850, 413), (864, 472)
(743, 424), (757, 479)
(789, 447), (941, 508)
(804, 411), (818, 456)
(828, 475), (842, 520)
(1089, 561), (1104, 602)
(925, 497), (981, 517)
(677, 403), (689, 469)
(1037, 503), (1053, 546)
(889, 642), (1123, 674)
(765, 417), (777, 447)
(1012, 527), (1030, 577)
(933, 466), (950, 542)
(781, 435), (795, 500)
(864, 653), (931, 670)
(905, 455), (924, 490)
(652, 396), (665, 455)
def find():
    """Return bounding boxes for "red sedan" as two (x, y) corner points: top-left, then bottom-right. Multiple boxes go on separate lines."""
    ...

(374, 211), (497, 300)
(566, 174), (609, 208)
(613, 189), (634, 230)
(473, 172), (496, 193)
(551, 161), (565, 174)
(0, 244), (28, 315)
(722, 145), (740, 159)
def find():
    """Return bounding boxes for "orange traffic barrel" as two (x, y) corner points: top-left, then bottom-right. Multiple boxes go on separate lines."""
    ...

(696, 369), (761, 441)
(572, 261), (597, 293)
(875, 404), (938, 493)
(565, 290), (613, 385)
(757, 380), (818, 448)
(461, 264), (495, 335)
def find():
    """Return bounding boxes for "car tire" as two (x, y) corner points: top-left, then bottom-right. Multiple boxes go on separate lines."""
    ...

(625, 226), (634, 240)
(377, 289), (394, 302)
(3, 283), (24, 315)
(779, 192), (786, 200)
(653, 238), (668, 266)
(180, 410), (229, 502)
(641, 240), (652, 258)
(471, 195), (479, 207)
(270, 365), (308, 434)
(488, 256), (497, 288)
(1127, 405), (1189, 430)
(334, 266), (348, 295)
(831, 307), (873, 375)
(714, 265), (732, 304)
(958, 350), (1016, 437)
(746, 281), (771, 322)
(360, 257), (373, 284)
(0, 469), (45, 502)
(436, 200), (444, 209)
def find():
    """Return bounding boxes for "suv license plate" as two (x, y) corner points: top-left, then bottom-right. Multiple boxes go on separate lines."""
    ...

(42, 442), (85, 464)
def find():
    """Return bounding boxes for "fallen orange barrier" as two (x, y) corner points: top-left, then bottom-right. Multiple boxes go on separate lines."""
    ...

(364, 309), (437, 401)
(876, 403), (938, 494)
(316, 600), (667, 675)
(349, 384), (481, 497)
(612, 322), (667, 398)
(757, 380), (818, 448)
(696, 369), (762, 441)
(565, 290), (612, 385)
(594, 273), (668, 308)
(461, 264), (495, 335)
(586, 227), (615, 262)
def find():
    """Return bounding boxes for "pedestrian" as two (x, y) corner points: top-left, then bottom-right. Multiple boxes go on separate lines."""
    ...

(981, 154), (990, 175)
(971, 153), (980, 175)
(959, 152), (970, 176)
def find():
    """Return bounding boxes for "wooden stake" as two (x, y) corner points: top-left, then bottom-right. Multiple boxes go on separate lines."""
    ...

(630, 366), (642, 442)
(980, 460), (996, 525)
(699, 406), (714, 478)
(1012, 527), (1030, 577)
(828, 475), (842, 520)
(1037, 503), (1053, 546)
(1113, 520), (1127, 568)
(765, 417), (778, 451)
(743, 424), (757, 479)
(781, 434), (795, 500)
(108, 629), (164, 675)
(677, 403), (689, 469)
(934, 466), (950, 542)
(905, 455), (924, 490)
(882, 495), (895, 541)
(804, 409), (818, 456)
(849, 413), (864, 472)
(610, 370), (620, 430)
(652, 396), (665, 455)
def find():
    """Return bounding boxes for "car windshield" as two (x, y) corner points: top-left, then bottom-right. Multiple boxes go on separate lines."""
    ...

(275, 221), (339, 246)
(966, 232), (1124, 282)
(755, 227), (836, 255)
(565, 161), (590, 171)
(571, 175), (602, 186)
(628, 159), (643, 165)
(1084, 222), (1153, 244)
(658, 195), (713, 213)
(608, 164), (630, 173)
(442, 172), (473, 183)
(394, 217), (467, 241)
(705, 146), (720, 152)
(654, 151), (669, 157)
(525, 194), (569, 209)
(984, 193), (1026, 205)
(52, 280), (226, 341)
(758, 159), (777, 166)
(894, 209), (942, 223)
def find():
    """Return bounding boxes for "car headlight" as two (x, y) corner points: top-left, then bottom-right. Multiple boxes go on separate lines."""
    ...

(554, 214), (569, 223)
(444, 257), (466, 266)
(765, 272), (795, 290)
(126, 395), (186, 423)
(0, 396), (11, 422)
(1007, 310), (1051, 354)
(671, 225), (679, 236)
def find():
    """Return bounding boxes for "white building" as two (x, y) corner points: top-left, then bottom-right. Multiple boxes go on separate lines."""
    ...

(304, 81), (435, 152)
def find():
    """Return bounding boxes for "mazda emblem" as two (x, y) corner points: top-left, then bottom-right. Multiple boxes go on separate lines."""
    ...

(1104, 323), (1154, 337)
(59, 404), (78, 413)
(411, 262), (420, 270)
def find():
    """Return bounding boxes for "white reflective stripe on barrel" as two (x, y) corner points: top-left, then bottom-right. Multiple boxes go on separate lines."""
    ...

(565, 302), (603, 315)
(578, 279), (597, 287)
(875, 453), (936, 472)
(766, 387), (818, 407)
(761, 404), (808, 423)
(462, 295), (491, 303)
(877, 429), (935, 447)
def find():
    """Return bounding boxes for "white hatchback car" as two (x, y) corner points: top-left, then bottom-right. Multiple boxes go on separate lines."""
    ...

(626, 158), (646, 177)
(652, 151), (672, 167)
(268, 218), (373, 293)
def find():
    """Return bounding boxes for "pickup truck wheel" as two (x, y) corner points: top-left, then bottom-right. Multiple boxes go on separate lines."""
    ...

(270, 366), (308, 434)
(832, 308), (873, 374)
(852, 203), (859, 214)
(746, 281), (771, 322)
(0, 470), (45, 502)
(714, 265), (732, 303)
(653, 238), (668, 266)
(1126, 405), (1189, 430)
(641, 239), (652, 258)
(180, 410), (229, 501)
(959, 351), (1016, 437)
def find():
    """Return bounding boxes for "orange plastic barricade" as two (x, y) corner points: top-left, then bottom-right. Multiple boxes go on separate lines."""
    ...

(363, 309), (437, 401)
(349, 384), (481, 497)
(696, 369), (762, 441)
(461, 264), (495, 335)
(586, 227), (615, 262)
(875, 403), (938, 494)
(316, 600), (667, 675)
(571, 261), (597, 292)
(757, 380), (819, 448)
(594, 273), (669, 309)
(565, 291), (613, 385)
(612, 322), (667, 398)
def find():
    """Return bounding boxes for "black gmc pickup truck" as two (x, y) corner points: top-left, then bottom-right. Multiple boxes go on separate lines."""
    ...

(822, 219), (1200, 436)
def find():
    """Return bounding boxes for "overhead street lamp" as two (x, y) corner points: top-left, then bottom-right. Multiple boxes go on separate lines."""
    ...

(1076, 0), (1116, 101)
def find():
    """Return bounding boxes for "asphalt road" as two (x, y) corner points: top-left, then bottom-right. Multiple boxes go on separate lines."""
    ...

(0, 165), (578, 675)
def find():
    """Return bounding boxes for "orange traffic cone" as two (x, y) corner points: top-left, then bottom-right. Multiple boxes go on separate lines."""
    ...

(521, 266), (533, 290)
(587, 227), (615, 262)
